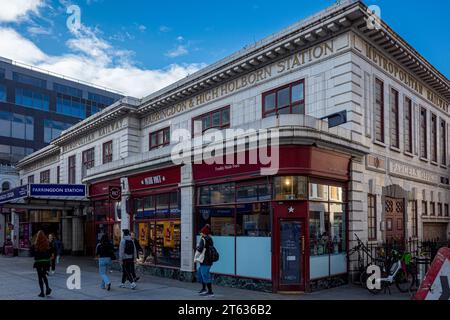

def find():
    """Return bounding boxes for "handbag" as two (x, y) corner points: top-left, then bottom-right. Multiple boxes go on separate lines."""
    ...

(193, 239), (206, 263)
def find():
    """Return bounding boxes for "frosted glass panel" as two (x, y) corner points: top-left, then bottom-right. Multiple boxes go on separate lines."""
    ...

(236, 237), (271, 279)
(331, 253), (347, 275)
(310, 255), (329, 279)
(196, 236), (235, 275)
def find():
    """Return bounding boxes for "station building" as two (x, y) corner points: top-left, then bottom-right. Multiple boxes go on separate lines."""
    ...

(4, 0), (449, 292)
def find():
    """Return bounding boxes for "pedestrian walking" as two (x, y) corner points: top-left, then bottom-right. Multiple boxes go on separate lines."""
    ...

(119, 229), (137, 289)
(54, 235), (64, 265)
(194, 224), (216, 297)
(130, 231), (143, 282)
(31, 230), (52, 298)
(49, 234), (57, 275)
(95, 234), (115, 291)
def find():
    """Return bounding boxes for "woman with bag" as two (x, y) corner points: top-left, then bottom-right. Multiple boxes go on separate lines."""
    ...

(96, 234), (115, 291)
(31, 230), (52, 298)
(194, 224), (214, 297)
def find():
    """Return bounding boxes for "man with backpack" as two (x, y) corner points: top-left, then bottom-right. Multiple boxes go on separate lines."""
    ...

(194, 224), (219, 297)
(119, 229), (137, 289)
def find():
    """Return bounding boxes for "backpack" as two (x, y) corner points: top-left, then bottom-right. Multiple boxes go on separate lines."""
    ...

(209, 245), (220, 263)
(124, 240), (134, 256)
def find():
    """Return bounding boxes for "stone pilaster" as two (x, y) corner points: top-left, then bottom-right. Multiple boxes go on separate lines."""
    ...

(71, 213), (84, 256)
(180, 164), (195, 274)
(120, 177), (131, 232)
(62, 210), (73, 253)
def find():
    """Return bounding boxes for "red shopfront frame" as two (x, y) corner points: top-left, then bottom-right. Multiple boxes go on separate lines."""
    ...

(192, 145), (351, 292)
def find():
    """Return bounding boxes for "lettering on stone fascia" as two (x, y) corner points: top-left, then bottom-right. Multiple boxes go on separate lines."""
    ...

(143, 40), (336, 127)
(24, 155), (59, 174)
(389, 160), (439, 184)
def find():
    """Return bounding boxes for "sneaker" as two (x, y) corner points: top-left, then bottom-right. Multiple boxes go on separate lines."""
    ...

(134, 277), (140, 283)
(205, 292), (214, 297)
(107, 283), (111, 291)
(198, 289), (207, 295)
(46, 288), (52, 296)
(130, 282), (137, 290)
(38, 293), (45, 298)
(119, 283), (126, 288)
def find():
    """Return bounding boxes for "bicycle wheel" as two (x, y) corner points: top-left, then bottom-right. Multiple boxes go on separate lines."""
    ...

(395, 268), (414, 293)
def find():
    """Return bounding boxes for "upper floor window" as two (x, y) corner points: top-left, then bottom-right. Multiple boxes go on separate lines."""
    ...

(102, 141), (113, 164)
(2, 181), (10, 192)
(0, 85), (6, 102)
(56, 96), (86, 118)
(404, 97), (413, 153)
(445, 204), (449, 217)
(390, 88), (399, 148)
(53, 83), (82, 98)
(437, 203), (443, 217)
(57, 166), (60, 184)
(44, 120), (72, 143)
(40, 170), (50, 184)
(431, 114), (437, 162)
(262, 80), (305, 117)
(441, 119), (447, 165)
(193, 106), (230, 135)
(28, 175), (34, 184)
(150, 127), (170, 150)
(374, 79), (385, 143)
(419, 107), (427, 158)
(88, 92), (115, 106)
(13, 72), (46, 88)
(0, 111), (34, 141)
(430, 202), (435, 216)
(368, 194), (377, 241)
(421, 200), (427, 216)
(82, 148), (95, 178)
(68, 155), (76, 184)
(15, 88), (49, 111)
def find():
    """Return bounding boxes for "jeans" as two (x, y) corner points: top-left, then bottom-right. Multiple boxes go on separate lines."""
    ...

(98, 257), (112, 288)
(197, 265), (212, 284)
(36, 266), (50, 294)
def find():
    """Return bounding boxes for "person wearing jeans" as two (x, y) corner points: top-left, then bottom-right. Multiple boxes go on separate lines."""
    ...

(96, 234), (115, 291)
(195, 224), (214, 297)
(119, 229), (137, 289)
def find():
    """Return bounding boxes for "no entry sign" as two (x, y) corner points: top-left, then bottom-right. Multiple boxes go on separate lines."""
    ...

(414, 247), (450, 300)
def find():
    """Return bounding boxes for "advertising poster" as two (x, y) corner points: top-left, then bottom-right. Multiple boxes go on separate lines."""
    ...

(139, 223), (149, 247)
(163, 222), (175, 248)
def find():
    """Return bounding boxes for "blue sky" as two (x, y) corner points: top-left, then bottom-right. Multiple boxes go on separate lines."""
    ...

(0, 0), (448, 97)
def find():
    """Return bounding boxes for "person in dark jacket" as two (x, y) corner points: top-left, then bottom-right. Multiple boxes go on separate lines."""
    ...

(31, 230), (52, 298)
(119, 229), (137, 289)
(54, 235), (64, 265)
(49, 234), (57, 274)
(96, 234), (115, 291)
(130, 232), (142, 282)
(195, 224), (214, 297)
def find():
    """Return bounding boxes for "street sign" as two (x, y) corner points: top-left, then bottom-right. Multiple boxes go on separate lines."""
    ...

(0, 185), (28, 204)
(414, 247), (450, 300)
(29, 184), (86, 197)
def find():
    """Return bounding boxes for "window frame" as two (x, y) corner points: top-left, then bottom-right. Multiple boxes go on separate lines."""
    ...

(419, 107), (428, 159)
(28, 175), (34, 184)
(149, 127), (170, 150)
(368, 194), (377, 241)
(68, 155), (76, 184)
(404, 96), (413, 153)
(422, 200), (428, 216)
(262, 79), (305, 117)
(431, 113), (438, 162)
(374, 78), (385, 143)
(192, 106), (231, 136)
(102, 141), (113, 164)
(82, 148), (95, 178)
(410, 200), (418, 238)
(40, 170), (50, 184)
(56, 166), (60, 184)
(440, 119), (447, 165)
(430, 202), (436, 216)
(390, 88), (399, 148)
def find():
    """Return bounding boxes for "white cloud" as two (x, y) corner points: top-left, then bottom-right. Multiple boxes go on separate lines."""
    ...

(0, 0), (44, 22)
(166, 45), (189, 58)
(138, 25), (146, 32)
(27, 25), (52, 35)
(159, 25), (171, 33)
(0, 27), (204, 98)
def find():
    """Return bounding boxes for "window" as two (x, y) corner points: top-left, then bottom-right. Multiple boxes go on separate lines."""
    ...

(445, 204), (449, 217)
(262, 80), (305, 117)
(56, 96), (86, 118)
(420, 107), (427, 158)
(44, 120), (72, 143)
(437, 203), (443, 217)
(368, 195), (377, 241)
(28, 175), (34, 184)
(56, 166), (60, 184)
(0, 85), (6, 102)
(102, 141), (113, 164)
(53, 83), (82, 98)
(390, 88), (399, 148)
(88, 92), (117, 114)
(410, 200), (418, 238)
(68, 155), (76, 184)
(193, 106), (230, 135)
(441, 119), (447, 165)
(430, 202), (435, 216)
(13, 72), (46, 88)
(274, 176), (307, 201)
(82, 148), (95, 178)
(2, 181), (10, 192)
(431, 114), (437, 162)
(150, 127), (170, 150)
(404, 97), (413, 153)
(40, 170), (50, 183)
(15, 88), (49, 111)
(422, 201), (427, 216)
(374, 79), (385, 142)
(0, 112), (34, 141)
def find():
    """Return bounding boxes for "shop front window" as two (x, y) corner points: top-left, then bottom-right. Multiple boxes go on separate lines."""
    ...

(274, 176), (307, 201)
(236, 202), (270, 237)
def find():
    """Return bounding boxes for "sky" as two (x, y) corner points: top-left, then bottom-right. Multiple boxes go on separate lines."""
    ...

(0, 0), (448, 98)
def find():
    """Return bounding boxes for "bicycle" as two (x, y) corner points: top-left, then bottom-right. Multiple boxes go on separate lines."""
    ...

(348, 234), (378, 286)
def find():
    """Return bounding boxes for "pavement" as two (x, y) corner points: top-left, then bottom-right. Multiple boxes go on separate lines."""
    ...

(0, 256), (411, 300)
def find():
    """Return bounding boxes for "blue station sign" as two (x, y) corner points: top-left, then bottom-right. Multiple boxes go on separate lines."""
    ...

(0, 185), (28, 204)
(29, 184), (86, 197)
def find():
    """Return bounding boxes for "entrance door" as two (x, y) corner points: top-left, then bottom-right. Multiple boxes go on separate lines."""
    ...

(385, 197), (405, 244)
(278, 219), (305, 291)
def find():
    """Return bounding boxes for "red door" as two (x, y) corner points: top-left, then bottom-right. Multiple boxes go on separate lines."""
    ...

(385, 197), (405, 244)
(272, 202), (308, 292)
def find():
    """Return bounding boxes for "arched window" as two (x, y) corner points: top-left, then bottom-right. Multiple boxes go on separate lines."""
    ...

(2, 181), (11, 192)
